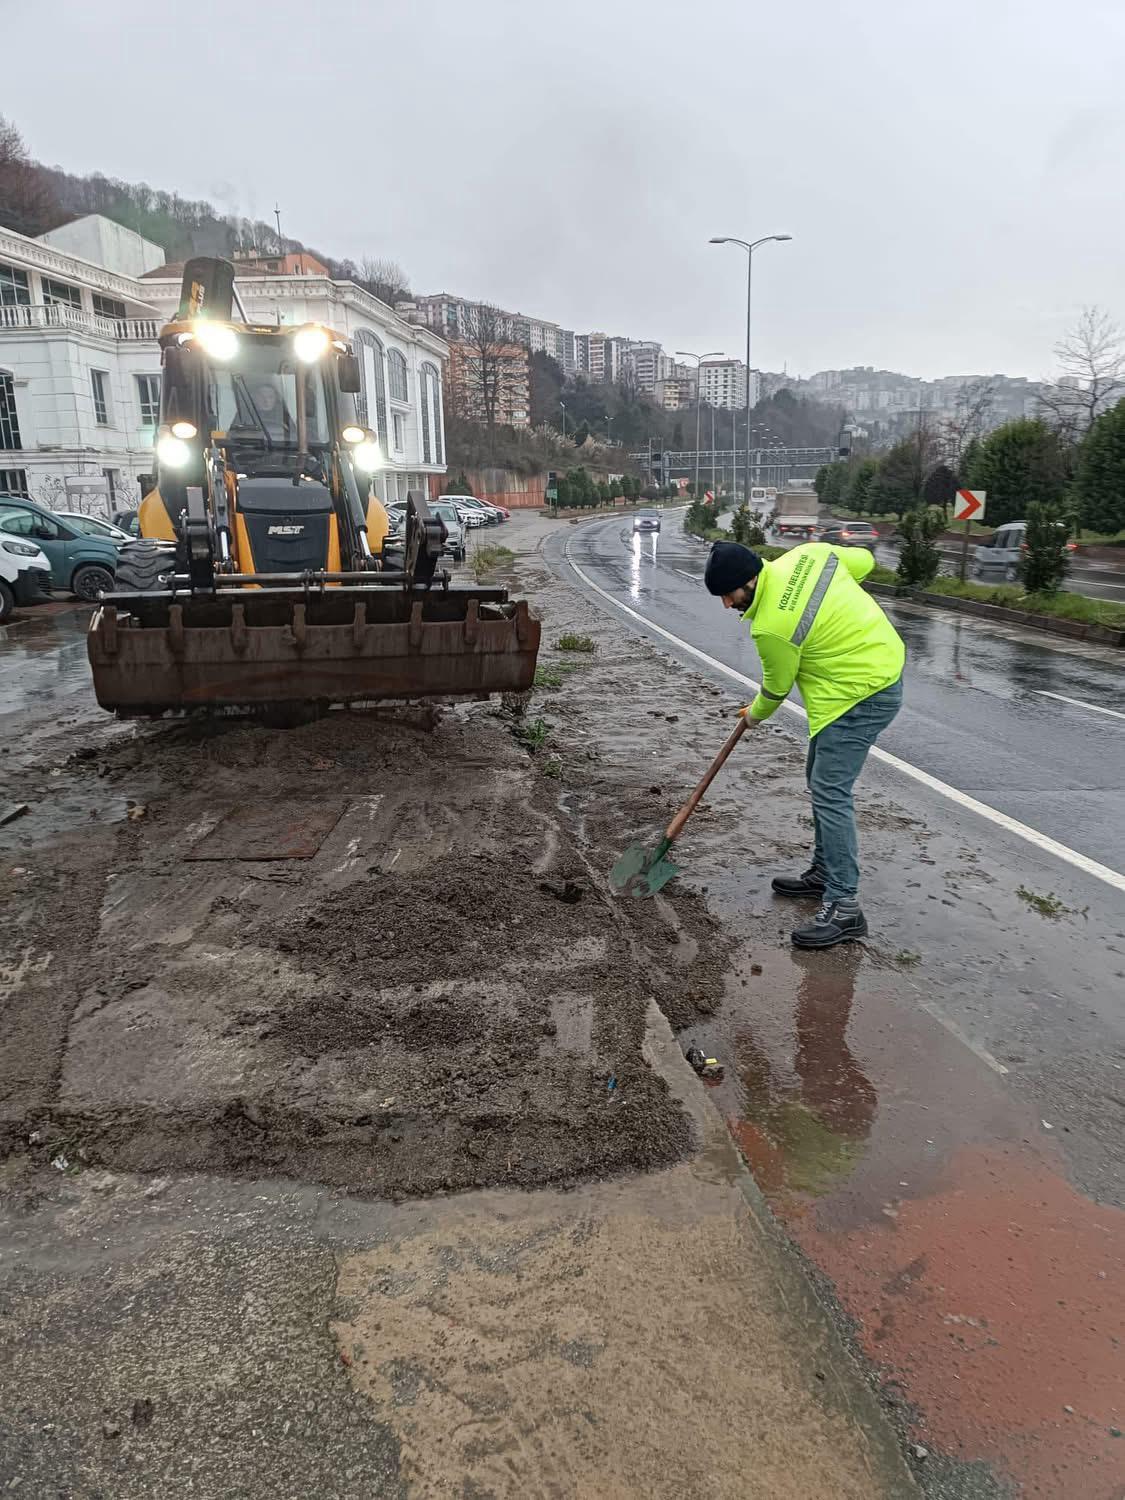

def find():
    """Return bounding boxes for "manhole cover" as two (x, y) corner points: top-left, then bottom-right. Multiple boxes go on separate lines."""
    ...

(186, 802), (346, 860)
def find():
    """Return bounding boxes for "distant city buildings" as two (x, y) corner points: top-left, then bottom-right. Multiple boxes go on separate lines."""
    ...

(699, 359), (760, 411)
(799, 366), (1045, 438)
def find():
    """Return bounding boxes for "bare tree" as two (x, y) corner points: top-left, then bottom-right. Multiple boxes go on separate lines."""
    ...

(942, 378), (997, 466)
(461, 304), (515, 431)
(357, 256), (411, 306)
(0, 115), (58, 237)
(1039, 306), (1125, 441)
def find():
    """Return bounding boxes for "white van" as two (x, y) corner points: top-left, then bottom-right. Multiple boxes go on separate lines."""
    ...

(0, 534), (52, 623)
(972, 520), (1076, 583)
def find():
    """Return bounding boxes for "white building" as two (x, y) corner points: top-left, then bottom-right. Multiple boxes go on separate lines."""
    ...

(0, 215), (448, 515)
(622, 341), (668, 394)
(699, 359), (759, 411)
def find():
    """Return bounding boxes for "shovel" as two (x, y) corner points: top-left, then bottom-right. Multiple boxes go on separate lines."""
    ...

(611, 717), (749, 898)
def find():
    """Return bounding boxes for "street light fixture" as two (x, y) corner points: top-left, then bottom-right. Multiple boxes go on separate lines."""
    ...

(709, 233), (792, 503)
(675, 349), (724, 504)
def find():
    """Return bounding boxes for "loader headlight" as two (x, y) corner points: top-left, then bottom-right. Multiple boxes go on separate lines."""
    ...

(157, 433), (193, 468)
(194, 323), (239, 361)
(293, 325), (330, 363)
(352, 440), (380, 473)
(340, 424), (365, 444)
(170, 420), (198, 440)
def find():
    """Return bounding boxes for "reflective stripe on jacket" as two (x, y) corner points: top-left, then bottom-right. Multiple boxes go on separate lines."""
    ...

(742, 543), (905, 736)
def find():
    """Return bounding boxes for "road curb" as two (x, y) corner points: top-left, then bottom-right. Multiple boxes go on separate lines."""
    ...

(864, 581), (1125, 646)
(641, 1001), (923, 1495)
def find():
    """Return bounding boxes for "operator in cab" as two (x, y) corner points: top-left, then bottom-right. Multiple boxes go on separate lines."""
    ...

(704, 539), (905, 949)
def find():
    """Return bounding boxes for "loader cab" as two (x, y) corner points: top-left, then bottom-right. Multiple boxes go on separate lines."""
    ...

(141, 319), (379, 576)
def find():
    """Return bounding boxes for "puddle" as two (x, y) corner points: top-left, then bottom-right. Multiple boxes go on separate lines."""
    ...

(0, 782), (129, 850)
(681, 937), (1125, 1495)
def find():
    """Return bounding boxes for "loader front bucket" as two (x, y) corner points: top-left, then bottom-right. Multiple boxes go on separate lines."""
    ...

(87, 585), (540, 716)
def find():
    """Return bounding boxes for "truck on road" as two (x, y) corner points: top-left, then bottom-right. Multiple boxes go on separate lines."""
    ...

(774, 486), (819, 540)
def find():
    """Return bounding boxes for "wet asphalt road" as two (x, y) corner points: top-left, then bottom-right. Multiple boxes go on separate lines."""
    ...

(561, 511), (1125, 876)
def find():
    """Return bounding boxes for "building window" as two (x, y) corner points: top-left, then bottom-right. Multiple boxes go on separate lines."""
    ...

(0, 374), (21, 450)
(392, 411), (405, 452)
(91, 369), (111, 426)
(93, 293), (127, 321)
(136, 373), (161, 427)
(388, 349), (408, 402)
(42, 277), (82, 311)
(422, 362), (442, 465)
(354, 330), (388, 447)
(0, 265), (30, 308)
(0, 468), (29, 497)
(418, 369), (431, 464)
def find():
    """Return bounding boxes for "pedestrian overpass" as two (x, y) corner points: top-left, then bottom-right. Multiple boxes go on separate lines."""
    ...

(629, 446), (838, 488)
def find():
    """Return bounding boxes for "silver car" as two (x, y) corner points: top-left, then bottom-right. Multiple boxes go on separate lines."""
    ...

(428, 499), (467, 562)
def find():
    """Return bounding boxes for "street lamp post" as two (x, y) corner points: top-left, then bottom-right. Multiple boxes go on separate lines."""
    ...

(676, 349), (723, 504)
(709, 233), (792, 503)
(559, 401), (567, 441)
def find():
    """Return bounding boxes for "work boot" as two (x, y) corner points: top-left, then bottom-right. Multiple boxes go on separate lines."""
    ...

(791, 898), (868, 949)
(771, 865), (827, 898)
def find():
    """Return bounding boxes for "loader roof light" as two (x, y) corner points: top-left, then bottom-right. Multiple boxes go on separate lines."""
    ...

(156, 431), (193, 468)
(293, 325), (331, 363)
(352, 440), (380, 473)
(194, 322), (239, 361)
(170, 420), (198, 440)
(341, 424), (365, 444)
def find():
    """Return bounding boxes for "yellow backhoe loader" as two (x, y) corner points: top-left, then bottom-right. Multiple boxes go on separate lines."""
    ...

(87, 257), (539, 715)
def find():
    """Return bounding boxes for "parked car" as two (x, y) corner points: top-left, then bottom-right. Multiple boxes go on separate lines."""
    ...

(0, 498), (118, 600)
(0, 533), (52, 623)
(428, 499), (467, 562)
(819, 519), (878, 551)
(633, 511), (661, 533)
(445, 494), (500, 525)
(972, 520), (1077, 583)
(111, 509), (141, 537)
(56, 510), (134, 545)
(453, 502), (488, 529)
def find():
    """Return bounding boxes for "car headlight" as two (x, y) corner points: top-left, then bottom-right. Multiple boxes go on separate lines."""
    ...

(194, 322), (239, 361)
(352, 440), (380, 473)
(294, 326), (330, 363)
(157, 433), (193, 468)
(2, 539), (41, 557)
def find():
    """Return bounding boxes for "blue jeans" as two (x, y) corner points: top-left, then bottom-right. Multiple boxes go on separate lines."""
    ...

(806, 678), (903, 903)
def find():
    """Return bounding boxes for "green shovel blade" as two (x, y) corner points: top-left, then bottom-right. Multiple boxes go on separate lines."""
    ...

(610, 836), (681, 898)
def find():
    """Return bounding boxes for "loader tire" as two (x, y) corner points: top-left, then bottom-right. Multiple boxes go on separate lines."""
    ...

(114, 540), (176, 593)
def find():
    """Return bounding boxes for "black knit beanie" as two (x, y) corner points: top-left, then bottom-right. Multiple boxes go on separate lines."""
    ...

(704, 541), (764, 596)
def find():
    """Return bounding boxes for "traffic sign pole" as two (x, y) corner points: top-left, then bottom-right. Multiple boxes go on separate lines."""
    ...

(954, 489), (986, 582)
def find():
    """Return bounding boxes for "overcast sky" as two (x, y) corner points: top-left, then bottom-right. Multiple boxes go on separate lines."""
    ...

(6, 0), (1124, 380)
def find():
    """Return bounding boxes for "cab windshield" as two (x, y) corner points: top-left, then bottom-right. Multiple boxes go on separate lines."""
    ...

(206, 342), (332, 452)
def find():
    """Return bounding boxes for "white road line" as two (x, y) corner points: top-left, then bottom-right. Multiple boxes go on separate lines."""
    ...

(565, 534), (1125, 896)
(1035, 690), (1125, 723)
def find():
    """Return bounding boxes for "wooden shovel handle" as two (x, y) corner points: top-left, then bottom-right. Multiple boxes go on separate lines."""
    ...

(664, 716), (749, 843)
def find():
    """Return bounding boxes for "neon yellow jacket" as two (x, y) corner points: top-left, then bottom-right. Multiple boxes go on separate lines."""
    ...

(743, 543), (905, 736)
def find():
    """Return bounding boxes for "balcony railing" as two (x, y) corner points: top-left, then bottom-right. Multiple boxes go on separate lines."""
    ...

(0, 303), (160, 341)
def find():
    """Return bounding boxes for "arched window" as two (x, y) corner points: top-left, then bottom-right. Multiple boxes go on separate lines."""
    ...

(418, 368), (432, 464)
(421, 362), (442, 466)
(353, 330), (387, 447)
(388, 349), (408, 403)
